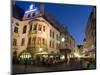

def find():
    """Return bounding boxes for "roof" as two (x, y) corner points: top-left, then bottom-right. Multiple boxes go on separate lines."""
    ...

(43, 13), (65, 32)
(12, 4), (24, 20)
(12, 4), (66, 33)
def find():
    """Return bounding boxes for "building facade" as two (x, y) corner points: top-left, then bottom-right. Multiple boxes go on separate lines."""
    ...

(84, 7), (96, 52)
(59, 29), (76, 59)
(83, 7), (96, 58)
(12, 17), (30, 56)
(60, 32), (76, 51)
(12, 4), (76, 59)
(27, 17), (60, 57)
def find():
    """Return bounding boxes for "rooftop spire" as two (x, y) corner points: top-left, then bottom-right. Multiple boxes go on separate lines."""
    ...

(29, 4), (34, 10)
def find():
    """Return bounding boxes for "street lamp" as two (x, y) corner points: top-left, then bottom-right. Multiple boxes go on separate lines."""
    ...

(60, 55), (65, 60)
(61, 37), (65, 42)
(50, 55), (53, 58)
(39, 48), (43, 52)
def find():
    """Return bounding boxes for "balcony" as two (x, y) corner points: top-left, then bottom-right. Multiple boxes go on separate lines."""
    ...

(29, 30), (38, 34)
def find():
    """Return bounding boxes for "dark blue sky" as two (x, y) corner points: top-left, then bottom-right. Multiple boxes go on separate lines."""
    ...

(15, 1), (94, 45)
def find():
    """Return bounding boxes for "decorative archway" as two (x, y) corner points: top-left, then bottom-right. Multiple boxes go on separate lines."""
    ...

(18, 51), (33, 60)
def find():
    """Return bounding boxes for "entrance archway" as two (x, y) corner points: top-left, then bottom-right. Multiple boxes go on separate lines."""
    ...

(18, 51), (33, 64)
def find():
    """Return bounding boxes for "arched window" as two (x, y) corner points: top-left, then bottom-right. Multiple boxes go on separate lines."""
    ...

(43, 26), (45, 32)
(13, 39), (17, 46)
(50, 30), (52, 37)
(52, 41), (54, 48)
(53, 31), (54, 38)
(28, 14), (31, 18)
(38, 25), (42, 31)
(14, 26), (18, 33)
(33, 24), (37, 30)
(23, 25), (27, 33)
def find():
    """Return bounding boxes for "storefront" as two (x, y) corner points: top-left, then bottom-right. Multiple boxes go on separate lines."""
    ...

(18, 51), (33, 64)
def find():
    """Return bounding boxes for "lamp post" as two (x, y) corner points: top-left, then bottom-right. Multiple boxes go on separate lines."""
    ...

(39, 48), (43, 59)
(39, 48), (43, 52)
(61, 37), (65, 42)
(61, 37), (68, 62)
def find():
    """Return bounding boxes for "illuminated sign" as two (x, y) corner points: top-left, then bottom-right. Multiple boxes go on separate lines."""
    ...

(30, 4), (33, 10)
(25, 4), (38, 13)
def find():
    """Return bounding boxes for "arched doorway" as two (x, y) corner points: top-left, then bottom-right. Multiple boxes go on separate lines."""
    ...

(18, 51), (33, 65)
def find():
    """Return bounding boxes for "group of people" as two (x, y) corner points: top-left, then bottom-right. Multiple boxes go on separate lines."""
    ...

(13, 55), (96, 70)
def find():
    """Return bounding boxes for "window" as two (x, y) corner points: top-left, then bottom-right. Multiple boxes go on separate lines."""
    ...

(14, 27), (18, 33)
(52, 41), (54, 48)
(49, 40), (51, 48)
(53, 31), (54, 38)
(43, 38), (45, 45)
(28, 14), (31, 18)
(32, 13), (35, 17)
(37, 37), (41, 44)
(56, 34), (57, 40)
(50, 30), (52, 37)
(50, 40), (54, 48)
(13, 39), (17, 46)
(56, 34), (59, 40)
(38, 25), (42, 31)
(33, 24), (37, 30)
(21, 38), (25, 46)
(16, 22), (19, 26)
(23, 25), (27, 33)
(56, 43), (58, 49)
(28, 37), (31, 45)
(43, 26), (45, 32)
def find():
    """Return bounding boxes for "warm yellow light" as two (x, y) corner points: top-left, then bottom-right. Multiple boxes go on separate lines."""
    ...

(61, 37), (65, 42)
(74, 53), (81, 58)
(43, 55), (48, 58)
(39, 48), (43, 52)
(50, 55), (53, 58)
(60, 55), (65, 60)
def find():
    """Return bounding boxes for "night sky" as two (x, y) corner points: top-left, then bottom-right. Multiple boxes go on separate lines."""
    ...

(15, 1), (94, 45)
